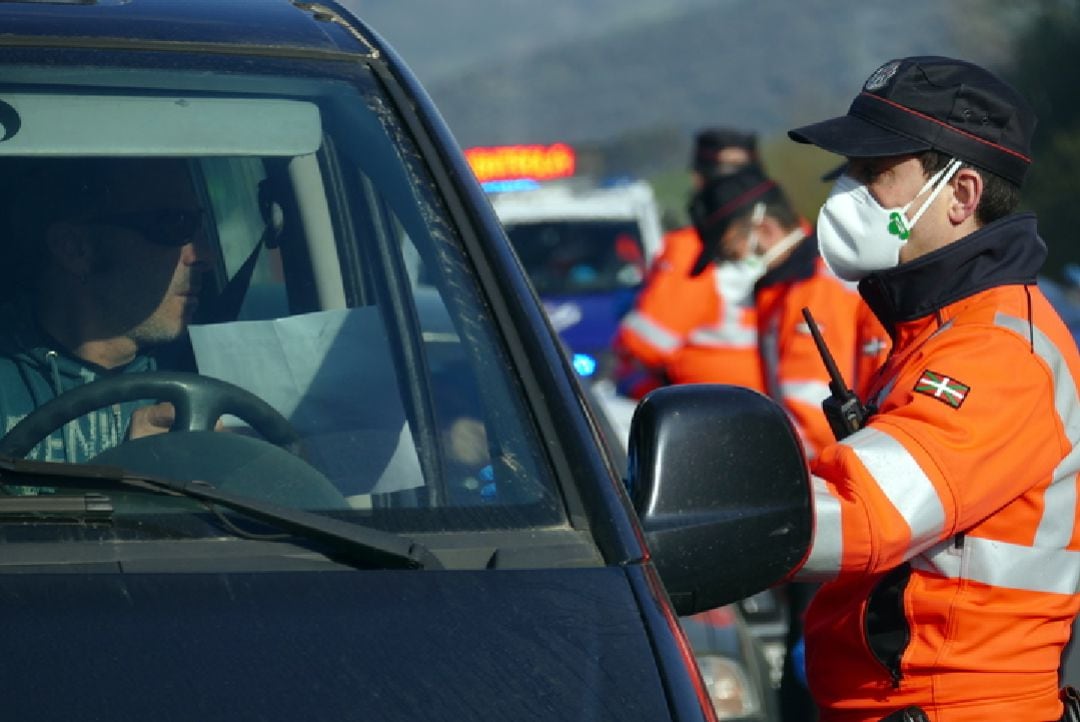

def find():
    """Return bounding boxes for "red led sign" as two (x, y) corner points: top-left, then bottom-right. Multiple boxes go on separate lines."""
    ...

(465, 143), (576, 183)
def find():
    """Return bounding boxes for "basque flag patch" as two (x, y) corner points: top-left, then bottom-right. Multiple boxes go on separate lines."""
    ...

(914, 369), (971, 409)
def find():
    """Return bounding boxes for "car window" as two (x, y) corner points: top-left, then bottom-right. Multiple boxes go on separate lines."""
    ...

(504, 219), (647, 295)
(202, 156), (271, 284)
(0, 54), (567, 543)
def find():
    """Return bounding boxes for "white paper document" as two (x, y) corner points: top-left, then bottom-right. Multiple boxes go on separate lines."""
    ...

(188, 308), (424, 496)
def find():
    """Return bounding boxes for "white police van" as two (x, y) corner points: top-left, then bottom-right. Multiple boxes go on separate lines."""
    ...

(491, 179), (662, 378)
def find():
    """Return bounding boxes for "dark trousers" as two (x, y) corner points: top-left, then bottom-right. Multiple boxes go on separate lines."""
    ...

(779, 582), (819, 722)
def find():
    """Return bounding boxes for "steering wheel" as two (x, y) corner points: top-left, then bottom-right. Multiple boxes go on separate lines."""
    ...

(0, 371), (300, 458)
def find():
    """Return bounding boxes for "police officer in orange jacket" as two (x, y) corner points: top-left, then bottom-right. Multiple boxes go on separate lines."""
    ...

(615, 128), (763, 399)
(686, 165), (864, 460)
(787, 56), (1080, 721)
(615, 129), (888, 405)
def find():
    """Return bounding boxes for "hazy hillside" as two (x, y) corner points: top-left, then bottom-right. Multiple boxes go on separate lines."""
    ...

(345, 0), (725, 83)
(420, 0), (1015, 149)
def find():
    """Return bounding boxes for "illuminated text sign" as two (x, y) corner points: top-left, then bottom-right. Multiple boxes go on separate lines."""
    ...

(465, 143), (576, 183)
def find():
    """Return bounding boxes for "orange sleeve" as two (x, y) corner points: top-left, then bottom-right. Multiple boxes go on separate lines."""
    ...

(615, 227), (717, 369)
(799, 321), (1072, 580)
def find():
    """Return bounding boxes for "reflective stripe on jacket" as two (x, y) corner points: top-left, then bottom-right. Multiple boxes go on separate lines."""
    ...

(795, 214), (1080, 722)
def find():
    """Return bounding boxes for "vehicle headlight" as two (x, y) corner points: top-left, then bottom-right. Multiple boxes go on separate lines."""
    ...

(695, 654), (760, 719)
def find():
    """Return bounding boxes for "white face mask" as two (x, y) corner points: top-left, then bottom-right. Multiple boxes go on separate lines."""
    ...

(816, 158), (962, 282)
(716, 203), (805, 304)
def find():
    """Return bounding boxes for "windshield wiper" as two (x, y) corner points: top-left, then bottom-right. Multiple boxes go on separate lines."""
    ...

(0, 456), (442, 570)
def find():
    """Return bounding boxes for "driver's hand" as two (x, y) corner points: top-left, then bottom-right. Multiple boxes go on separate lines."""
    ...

(128, 402), (224, 439)
(128, 402), (177, 439)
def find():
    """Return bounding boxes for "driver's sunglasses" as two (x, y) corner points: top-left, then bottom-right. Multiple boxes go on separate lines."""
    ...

(86, 208), (205, 246)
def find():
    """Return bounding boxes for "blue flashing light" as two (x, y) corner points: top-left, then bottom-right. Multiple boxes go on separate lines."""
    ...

(482, 178), (541, 194)
(572, 353), (598, 377)
(600, 174), (637, 188)
(1066, 263), (1080, 289)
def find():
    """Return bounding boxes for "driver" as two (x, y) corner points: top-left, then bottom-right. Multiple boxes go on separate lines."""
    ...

(0, 157), (211, 462)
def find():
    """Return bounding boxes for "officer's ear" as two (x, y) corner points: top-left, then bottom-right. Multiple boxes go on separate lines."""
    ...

(947, 166), (983, 226)
(45, 221), (97, 280)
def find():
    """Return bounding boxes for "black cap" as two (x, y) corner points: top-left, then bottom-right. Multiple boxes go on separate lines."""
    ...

(688, 164), (781, 277)
(692, 127), (758, 176)
(788, 56), (1036, 185)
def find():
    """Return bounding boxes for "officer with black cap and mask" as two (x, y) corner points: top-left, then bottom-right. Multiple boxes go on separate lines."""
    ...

(783, 56), (1080, 722)
(613, 127), (764, 399)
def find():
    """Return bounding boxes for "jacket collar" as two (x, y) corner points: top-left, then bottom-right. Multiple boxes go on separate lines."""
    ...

(857, 213), (1045, 330)
(759, 232), (818, 289)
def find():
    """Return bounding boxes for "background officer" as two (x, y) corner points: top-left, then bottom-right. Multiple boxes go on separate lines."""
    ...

(613, 127), (766, 398)
(615, 126), (887, 401)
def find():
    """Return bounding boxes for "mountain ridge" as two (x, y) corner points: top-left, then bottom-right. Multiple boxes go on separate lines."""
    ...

(371, 0), (1013, 151)
(347, 0), (1019, 172)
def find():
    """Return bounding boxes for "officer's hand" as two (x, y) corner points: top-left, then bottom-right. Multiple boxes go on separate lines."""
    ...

(128, 402), (224, 439)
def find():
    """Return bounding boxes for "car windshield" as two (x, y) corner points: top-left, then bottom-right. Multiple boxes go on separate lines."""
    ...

(0, 52), (571, 553)
(504, 219), (646, 295)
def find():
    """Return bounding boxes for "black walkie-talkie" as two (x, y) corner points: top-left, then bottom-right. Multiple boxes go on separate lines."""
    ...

(801, 307), (869, 441)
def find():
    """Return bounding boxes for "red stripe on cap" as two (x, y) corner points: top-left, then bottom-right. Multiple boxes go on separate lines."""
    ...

(703, 180), (777, 227)
(861, 92), (1031, 163)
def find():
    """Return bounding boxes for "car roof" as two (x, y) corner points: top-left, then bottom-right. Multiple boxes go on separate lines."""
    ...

(492, 183), (652, 221)
(0, 0), (376, 58)
(491, 181), (665, 260)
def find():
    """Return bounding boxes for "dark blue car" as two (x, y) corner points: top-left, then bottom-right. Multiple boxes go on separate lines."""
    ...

(1041, 274), (1080, 349)
(0, 2), (811, 720)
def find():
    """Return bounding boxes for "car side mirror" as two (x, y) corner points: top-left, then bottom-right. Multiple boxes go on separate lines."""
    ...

(627, 384), (812, 616)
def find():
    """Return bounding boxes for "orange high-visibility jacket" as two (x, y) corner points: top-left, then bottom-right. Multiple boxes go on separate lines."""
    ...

(617, 226), (887, 458)
(616, 225), (765, 392)
(794, 215), (1080, 722)
(752, 237), (870, 458)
